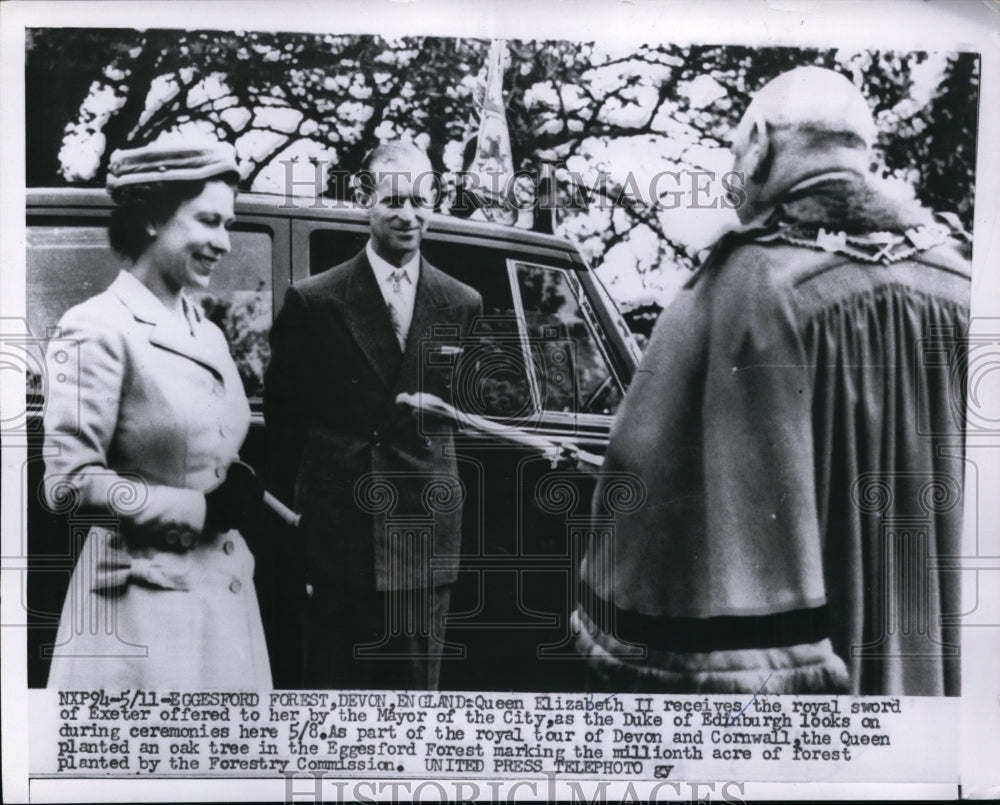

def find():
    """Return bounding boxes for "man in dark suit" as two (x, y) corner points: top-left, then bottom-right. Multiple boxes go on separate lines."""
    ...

(264, 142), (482, 690)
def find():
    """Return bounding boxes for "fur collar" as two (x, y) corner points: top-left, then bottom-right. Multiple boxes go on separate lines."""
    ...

(770, 173), (936, 235)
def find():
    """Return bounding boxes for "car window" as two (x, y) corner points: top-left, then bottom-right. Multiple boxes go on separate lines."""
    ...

(26, 221), (273, 400)
(513, 261), (624, 417)
(420, 239), (538, 420)
(189, 228), (273, 400)
(309, 228), (369, 274)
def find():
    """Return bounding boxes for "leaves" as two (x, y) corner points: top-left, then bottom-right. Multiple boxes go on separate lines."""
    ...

(28, 30), (978, 311)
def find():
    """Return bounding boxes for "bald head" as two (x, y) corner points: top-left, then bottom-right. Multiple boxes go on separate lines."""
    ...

(730, 67), (876, 222)
(733, 66), (876, 150)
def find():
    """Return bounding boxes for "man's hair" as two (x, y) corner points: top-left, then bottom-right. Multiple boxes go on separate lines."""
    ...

(732, 66), (876, 153)
(360, 141), (432, 175)
(354, 141), (437, 205)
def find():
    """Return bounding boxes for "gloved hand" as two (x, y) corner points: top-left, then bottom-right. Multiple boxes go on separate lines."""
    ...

(204, 460), (264, 535)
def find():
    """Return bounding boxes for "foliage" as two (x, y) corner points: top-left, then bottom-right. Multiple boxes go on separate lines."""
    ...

(196, 286), (271, 398)
(26, 29), (979, 313)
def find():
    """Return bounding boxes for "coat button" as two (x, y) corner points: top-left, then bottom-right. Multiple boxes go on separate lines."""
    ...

(229, 578), (242, 594)
(165, 529), (180, 546)
(424, 436), (432, 447)
(180, 531), (195, 549)
(223, 540), (235, 555)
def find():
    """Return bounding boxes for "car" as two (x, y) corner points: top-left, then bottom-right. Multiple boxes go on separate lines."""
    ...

(24, 187), (641, 691)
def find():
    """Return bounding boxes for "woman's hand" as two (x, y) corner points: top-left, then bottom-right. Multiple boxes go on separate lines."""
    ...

(204, 460), (265, 535)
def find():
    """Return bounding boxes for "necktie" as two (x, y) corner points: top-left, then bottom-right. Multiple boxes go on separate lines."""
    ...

(386, 270), (411, 351)
(386, 300), (406, 351)
(388, 269), (411, 294)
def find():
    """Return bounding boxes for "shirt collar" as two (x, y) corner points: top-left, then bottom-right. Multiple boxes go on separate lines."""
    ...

(366, 240), (420, 286)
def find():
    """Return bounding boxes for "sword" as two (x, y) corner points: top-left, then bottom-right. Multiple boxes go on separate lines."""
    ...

(263, 489), (301, 528)
(261, 391), (605, 531)
(396, 391), (604, 469)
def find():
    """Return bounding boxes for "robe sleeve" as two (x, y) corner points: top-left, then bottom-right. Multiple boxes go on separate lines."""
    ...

(699, 245), (827, 616)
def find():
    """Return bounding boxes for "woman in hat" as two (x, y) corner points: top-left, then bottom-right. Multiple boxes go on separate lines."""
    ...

(43, 139), (272, 689)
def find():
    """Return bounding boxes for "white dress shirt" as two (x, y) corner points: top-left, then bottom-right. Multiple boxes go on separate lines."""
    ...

(366, 240), (420, 349)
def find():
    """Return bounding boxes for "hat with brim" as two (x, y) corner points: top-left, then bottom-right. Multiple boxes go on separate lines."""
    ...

(107, 141), (240, 191)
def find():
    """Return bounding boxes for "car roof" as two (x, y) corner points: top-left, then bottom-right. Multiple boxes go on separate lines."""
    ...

(27, 187), (584, 259)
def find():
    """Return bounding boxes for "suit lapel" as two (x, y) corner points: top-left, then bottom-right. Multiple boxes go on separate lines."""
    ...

(109, 271), (227, 379)
(148, 313), (229, 380)
(340, 253), (404, 390)
(394, 259), (453, 395)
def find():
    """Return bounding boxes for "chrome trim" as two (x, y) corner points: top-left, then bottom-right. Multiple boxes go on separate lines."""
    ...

(505, 257), (544, 414)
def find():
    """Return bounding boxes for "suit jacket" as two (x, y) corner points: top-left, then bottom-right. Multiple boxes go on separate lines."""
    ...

(264, 250), (482, 591)
(44, 270), (271, 689)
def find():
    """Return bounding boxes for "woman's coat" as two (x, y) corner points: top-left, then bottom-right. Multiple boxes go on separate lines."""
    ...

(44, 270), (271, 690)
